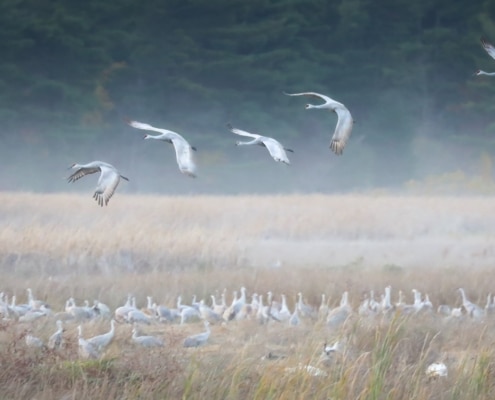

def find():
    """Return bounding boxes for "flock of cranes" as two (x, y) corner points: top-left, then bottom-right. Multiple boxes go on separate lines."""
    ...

(2, 284), (491, 367)
(67, 35), (495, 206)
(67, 91), (354, 206)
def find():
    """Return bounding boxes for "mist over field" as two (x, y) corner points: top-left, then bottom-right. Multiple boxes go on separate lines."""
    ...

(3, 1), (495, 399)
(1, 0), (495, 194)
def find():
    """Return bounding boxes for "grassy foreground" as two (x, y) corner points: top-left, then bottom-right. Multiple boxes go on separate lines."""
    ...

(1, 192), (495, 399)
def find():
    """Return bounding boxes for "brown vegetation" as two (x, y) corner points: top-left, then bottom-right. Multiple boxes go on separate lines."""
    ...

(1, 192), (495, 399)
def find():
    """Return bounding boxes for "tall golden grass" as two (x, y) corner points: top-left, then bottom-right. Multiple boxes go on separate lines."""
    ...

(1, 192), (495, 399)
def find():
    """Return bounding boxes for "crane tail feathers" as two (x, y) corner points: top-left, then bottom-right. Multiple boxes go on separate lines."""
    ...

(330, 140), (345, 155)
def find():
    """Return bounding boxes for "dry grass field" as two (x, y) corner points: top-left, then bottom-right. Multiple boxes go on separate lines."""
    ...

(1, 192), (495, 399)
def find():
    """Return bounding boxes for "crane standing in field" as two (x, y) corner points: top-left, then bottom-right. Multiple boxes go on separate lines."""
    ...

(284, 91), (354, 155)
(67, 161), (129, 206)
(183, 321), (211, 348)
(86, 319), (116, 352)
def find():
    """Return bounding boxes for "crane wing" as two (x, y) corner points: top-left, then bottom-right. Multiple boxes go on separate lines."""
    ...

(67, 167), (100, 183)
(171, 136), (197, 177)
(125, 119), (176, 136)
(481, 38), (495, 60)
(226, 124), (260, 139)
(283, 91), (336, 106)
(262, 137), (291, 165)
(330, 106), (354, 155)
(93, 166), (122, 206)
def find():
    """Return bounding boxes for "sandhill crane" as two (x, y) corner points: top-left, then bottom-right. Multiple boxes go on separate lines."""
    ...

(422, 294), (433, 312)
(485, 293), (495, 315)
(18, 305), (51, 322)
(475, 37), (495, 76)
(318, 294), (329, 320)
(256, 294), (269, 324)
(131, 327), (164, 347)
(9, 295), (30, 317)
(48, 320), (64, 350)
(364, 290), (380, 314)
(78, 325), (100, 359)
(358, 294), (375, 317)
(327, 291), (352, 328)
(183, 321), (211, 348)
(67, 161), (129, 206)
(153, 302), (179, 323)
(267, 299), (283, 322)
(126, 309), (152, 325)
(126, 119), (197, 177)
(458, 288), (484, 319)
(284, 91), (353, 155)
(180, 306), (201, 325)
(267, 291), (280, 311)
(250, 293), (260, 316)
(211, 294), (226, 316)
(115, 295), (135, 321)
(65, 298), (93, 320)
(437, 304), (452, 316)
(25, 332), (44, 348)
(223, 287), (247, 321)
(87, 320), (116, 352)
(93, 300), (111, 319)
(297, 292), (315, 318)
(27, 288), (47, 311)
(226, 124), (293, 165)
(380, 286), (394, 314)
(288, 305), (301, 326)
(277, 294), (292, 322)
(198, 300), (222, 323)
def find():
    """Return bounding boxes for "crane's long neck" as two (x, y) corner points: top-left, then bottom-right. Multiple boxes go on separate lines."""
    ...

(477, 70), (495, 76)
(145, 134), (173, 145)
(236, 139), (259, 146)
(307, 103), (332, 110)
(341, 292), (348, 307)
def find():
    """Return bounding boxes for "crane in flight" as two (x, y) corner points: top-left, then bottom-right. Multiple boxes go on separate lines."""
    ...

(126, 119), (197, 177)
(475, 37), (495, 76)
(67, 161), (129, 206)
(226, 124), (293, 165)
(284, 91), (354, 155)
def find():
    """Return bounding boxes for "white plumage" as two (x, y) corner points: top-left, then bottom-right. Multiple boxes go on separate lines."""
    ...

(48, 320), (64, 350)
(86, 319), (116, 351)
(25, 333), (44, 348)
(183, 321), (211, 348)
(475, 37), (495, 76)
(426, 362), (448, 378)
(227, 124), (293, 165)
(77, 325), (100, 359)
(67, 161), (129, 206)
(126, 119), (197, 177)
(131, 327), (164, 347)
(284, 91), (354, 155)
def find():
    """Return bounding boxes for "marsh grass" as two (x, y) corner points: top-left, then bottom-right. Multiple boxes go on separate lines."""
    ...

(1, 192), (495, 398)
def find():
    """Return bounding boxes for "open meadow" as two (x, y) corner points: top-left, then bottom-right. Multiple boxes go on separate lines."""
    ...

(1, 192), (495, 399)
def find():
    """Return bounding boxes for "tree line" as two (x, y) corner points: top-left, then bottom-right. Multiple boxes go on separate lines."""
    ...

(1, 0), (495, 192)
